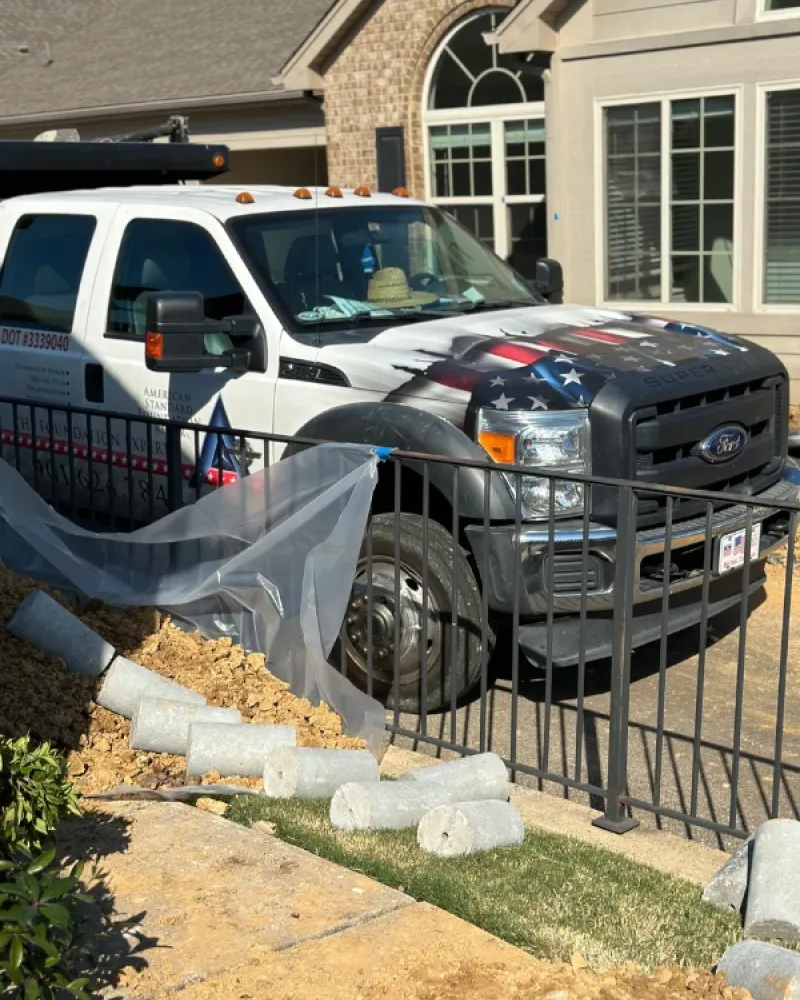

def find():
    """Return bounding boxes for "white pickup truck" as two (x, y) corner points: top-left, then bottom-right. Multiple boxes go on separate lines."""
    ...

(0, 137), (796, 713)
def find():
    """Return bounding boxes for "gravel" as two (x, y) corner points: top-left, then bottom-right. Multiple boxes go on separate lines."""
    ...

(0, 562), (364, 794)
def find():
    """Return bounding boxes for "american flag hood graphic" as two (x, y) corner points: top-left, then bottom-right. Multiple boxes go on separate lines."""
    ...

(319, 304), (751, 428)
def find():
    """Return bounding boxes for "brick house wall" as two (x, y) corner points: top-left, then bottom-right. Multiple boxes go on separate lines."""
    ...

(321, 0), (510, 196)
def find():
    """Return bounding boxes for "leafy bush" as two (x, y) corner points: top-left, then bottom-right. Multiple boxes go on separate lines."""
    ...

(0, 848), (97, 999)
(0, 736), (81, 855)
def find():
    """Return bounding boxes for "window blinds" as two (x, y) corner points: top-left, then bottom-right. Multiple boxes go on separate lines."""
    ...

(765, 89), (800, 304)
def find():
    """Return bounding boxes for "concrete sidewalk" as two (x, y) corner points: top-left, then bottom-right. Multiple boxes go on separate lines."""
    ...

(59, 800), (543, 1000)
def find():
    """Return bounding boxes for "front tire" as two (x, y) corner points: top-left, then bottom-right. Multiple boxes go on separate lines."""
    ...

(331, 512), (491, 714)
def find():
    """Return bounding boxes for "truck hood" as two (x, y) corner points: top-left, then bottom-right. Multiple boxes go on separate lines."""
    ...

(315, 304), (752, 423)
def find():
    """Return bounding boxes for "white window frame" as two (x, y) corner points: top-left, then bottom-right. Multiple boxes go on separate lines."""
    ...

(753, 80), (800, 313)
(757, 0), (800, 21)
(594, 85), (743, 313)
(421, 14), (546, 263)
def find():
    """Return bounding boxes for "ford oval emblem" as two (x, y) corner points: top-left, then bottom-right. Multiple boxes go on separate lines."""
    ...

(697, 425), (748, 464)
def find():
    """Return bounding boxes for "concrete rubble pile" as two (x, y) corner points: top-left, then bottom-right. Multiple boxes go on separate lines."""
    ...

(702, 817), (800, 999)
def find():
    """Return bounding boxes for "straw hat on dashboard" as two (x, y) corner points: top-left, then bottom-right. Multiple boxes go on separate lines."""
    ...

(366, 267), (438, 308)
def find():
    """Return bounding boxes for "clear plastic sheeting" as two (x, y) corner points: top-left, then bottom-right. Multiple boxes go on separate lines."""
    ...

(0, 444), (386, 753)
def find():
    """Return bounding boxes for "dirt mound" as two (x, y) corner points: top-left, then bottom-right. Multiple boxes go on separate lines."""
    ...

(509, 961), (747, 1000)
(0, 563), (363, 794)
(121, 943), (747, 1000)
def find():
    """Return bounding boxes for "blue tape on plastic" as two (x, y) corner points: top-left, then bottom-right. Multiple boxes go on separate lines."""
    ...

(374, 446), (393, 462)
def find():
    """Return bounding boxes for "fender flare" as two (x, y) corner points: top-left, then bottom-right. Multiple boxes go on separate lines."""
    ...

(283, 401), (517, 521)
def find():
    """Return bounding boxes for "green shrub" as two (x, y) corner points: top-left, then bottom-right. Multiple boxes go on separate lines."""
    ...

(0, 736), (81, 855)
(0, 847), (97, 999)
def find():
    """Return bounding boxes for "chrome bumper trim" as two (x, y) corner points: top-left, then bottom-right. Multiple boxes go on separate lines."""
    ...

(471, 466), (800, 615)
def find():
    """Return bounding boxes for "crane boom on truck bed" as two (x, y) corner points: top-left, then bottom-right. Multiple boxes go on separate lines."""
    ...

(0, 115), (229, 198)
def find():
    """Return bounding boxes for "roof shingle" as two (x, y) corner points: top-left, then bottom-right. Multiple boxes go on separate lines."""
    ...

(0, 0), (334, 122)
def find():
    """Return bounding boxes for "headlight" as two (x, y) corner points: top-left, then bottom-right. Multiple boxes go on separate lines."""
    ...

(476, 408), (590, 518)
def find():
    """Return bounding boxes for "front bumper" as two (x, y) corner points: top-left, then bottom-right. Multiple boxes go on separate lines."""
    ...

(465, 463), (800, 621)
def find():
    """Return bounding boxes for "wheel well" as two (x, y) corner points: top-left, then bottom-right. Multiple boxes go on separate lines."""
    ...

(368, 461), (490, 610)
(370, 461), (466, 544)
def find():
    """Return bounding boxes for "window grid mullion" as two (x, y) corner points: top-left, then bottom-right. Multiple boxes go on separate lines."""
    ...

(662, 98), (670, 303)
(699, 97), (706, 301)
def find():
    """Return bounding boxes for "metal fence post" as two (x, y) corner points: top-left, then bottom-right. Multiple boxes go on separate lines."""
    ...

(165, 423), (184, 513)
(593, 483), (640, 834)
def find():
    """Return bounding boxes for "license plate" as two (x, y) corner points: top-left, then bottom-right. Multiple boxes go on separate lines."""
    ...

(717, 523), (762, 574)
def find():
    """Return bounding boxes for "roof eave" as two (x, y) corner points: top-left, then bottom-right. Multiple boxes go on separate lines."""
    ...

(279, 0), (370, 90)
(272, 67), (326, 91)
(489, 0), (559, 54)
(0, 88), (307, 129)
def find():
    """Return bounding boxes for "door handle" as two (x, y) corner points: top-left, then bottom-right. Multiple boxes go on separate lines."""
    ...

(84, 363), (104, 404)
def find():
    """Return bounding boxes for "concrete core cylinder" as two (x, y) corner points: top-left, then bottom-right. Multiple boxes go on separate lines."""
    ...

(263, 747), (379, 799)
(417, 800), (525, 857)
(130, 698), (241, 755)
(7, 589), (115, 677)
(744, 818), (800, 940)
(96, 656), (206, 719)
(718, 940), (800, 1000)
(186, 721), (297, 778)
(399, 752), (509, 802)
(330, 781), (459, 831)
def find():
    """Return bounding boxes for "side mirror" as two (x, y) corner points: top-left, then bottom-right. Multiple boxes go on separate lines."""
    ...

(144, 291), (252, 373)
(533, 258), (564, 304)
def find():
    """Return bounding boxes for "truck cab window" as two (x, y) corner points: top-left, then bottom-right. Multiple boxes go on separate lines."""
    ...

(0, 214), (96, 333)
(107, 219), (249, 356)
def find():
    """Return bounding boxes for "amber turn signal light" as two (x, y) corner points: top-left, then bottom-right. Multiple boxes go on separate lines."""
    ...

(145, 332), (164, 360)
(477, 430), (515, 465)
(212, 153), (226, 168)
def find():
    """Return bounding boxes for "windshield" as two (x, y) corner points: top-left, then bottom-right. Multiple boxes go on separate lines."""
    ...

(228, 204), (541, 328)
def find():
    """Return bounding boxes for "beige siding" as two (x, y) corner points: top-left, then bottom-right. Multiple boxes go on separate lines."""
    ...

(558, 0), (595, 46)
(549, 30), (800, 399)
(593, 0), (736, 41)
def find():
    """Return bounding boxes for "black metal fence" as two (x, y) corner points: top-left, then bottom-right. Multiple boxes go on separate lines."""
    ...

(1, 395), (798, 845)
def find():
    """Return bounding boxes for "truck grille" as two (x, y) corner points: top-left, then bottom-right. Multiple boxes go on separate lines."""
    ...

(630, 374), (786, 528)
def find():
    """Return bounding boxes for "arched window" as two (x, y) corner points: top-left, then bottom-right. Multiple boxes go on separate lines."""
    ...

(423, 9), (547, 277)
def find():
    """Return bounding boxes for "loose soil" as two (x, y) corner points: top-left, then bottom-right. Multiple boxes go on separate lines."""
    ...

(0, 562), (363, 794)
(125, 956), (749, 1000)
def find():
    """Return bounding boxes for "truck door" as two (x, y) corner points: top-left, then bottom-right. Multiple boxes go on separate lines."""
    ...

(81, 206), (279, 522)
(0, 209), (104, 505)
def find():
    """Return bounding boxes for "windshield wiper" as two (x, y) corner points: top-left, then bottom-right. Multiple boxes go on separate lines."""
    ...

(398, 306), (470, 320)
(463, 299), (535, 312)
(296, 305), (467, 328)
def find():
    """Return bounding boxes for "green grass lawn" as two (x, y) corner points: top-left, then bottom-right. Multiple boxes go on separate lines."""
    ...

(227, 795), (740, 971)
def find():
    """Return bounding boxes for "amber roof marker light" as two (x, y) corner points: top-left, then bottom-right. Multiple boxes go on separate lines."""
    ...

(235, 191), (255, 204)
(354, 185), (371, 197)
(293, 187), (313, 200)
(392, 186), (410, 197)
(325, 186), (343, 198)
